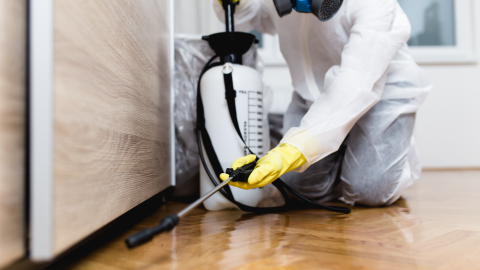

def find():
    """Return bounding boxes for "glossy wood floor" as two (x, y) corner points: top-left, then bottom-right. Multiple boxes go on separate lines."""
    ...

(59, 170), (480, 270)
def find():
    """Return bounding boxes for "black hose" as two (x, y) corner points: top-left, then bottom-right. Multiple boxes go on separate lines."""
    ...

(195, 54), (350, 215)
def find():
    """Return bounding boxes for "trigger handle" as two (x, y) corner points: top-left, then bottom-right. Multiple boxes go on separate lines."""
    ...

(227, 157), (258, 182)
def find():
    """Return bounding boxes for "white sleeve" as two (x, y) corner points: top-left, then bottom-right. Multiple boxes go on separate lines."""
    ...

(280, 0), (411, 172)
(213, 0), (277, 35)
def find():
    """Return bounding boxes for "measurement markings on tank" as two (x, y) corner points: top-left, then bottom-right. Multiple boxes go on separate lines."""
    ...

(247, 90), (263, 156)
(243, 120), (248, 155)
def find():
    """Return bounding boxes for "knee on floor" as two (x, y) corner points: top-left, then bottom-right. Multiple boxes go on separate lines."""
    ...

(342, 165), (406, 206)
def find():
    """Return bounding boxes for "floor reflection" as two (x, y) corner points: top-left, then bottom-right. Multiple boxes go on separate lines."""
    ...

(62, 171), (480, 269)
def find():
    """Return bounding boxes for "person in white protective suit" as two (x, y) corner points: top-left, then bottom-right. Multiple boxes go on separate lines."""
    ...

(215, 0), (432, 206)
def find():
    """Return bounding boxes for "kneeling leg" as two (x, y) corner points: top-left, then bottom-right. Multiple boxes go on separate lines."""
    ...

(340, 100), (421, 206)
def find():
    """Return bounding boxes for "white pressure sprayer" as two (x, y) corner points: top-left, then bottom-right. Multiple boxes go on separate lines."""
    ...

(199, 33), (267, 210)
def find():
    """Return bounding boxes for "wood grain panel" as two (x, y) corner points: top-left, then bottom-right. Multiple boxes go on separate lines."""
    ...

(59, 170), (480, 270)
(0, 0), (26, 267)
(53, 0), (171, 255)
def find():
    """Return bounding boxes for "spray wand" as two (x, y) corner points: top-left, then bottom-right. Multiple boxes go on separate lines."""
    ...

(125, 158), (258, 249)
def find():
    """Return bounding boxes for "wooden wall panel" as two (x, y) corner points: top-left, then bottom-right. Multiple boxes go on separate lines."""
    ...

(53, 0), (172, 254)
(0, 0), (26, 267)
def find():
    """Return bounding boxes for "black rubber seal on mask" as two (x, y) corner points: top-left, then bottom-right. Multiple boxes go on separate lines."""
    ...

(273, 0), (293, 17)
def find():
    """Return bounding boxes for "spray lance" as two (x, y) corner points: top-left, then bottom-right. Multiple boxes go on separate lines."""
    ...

(126, 0), (350, 249)
(125, 157), (258, 249)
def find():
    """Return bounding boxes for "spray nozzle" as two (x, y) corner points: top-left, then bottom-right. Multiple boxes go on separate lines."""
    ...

(226, 157), (259, 182)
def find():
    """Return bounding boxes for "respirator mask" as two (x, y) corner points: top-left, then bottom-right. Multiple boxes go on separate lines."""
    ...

(273, 0), (343, 21)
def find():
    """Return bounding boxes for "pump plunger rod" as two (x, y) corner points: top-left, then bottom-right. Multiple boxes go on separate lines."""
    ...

(223, 0), (236, 32)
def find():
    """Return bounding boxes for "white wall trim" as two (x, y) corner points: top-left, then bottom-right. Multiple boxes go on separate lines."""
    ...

(30, 0), (54, 261)
(174, 0), (222, 35)
(170, 0), (176, 186)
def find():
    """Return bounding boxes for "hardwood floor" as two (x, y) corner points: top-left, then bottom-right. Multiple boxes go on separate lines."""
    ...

(58, 170), (480, 270)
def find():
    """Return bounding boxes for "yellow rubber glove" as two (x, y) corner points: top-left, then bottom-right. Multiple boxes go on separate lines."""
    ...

(217, 0), (240, 5)
(219, 143), (307, 190)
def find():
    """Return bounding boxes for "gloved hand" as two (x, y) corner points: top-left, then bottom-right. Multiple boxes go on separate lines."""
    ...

(220, 143), (307, 190)
(217, 0), (240, 4)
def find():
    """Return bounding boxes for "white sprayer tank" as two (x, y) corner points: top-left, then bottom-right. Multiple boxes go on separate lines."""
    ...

(200, 63), (268, 210)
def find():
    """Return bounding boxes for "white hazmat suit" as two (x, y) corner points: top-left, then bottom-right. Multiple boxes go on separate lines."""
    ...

(214, 0), (432, 206)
